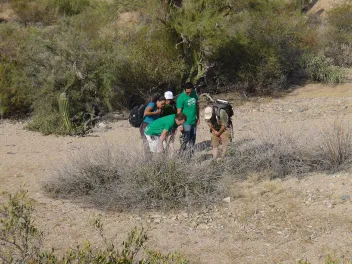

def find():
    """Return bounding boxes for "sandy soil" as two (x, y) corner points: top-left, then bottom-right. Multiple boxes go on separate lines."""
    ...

(1, 83), (352, 263)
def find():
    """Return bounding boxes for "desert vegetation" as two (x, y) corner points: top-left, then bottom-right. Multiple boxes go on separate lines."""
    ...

(0, 0), (351, 134)
(0, 190), (190, 263)
(43, 119), (352, 211)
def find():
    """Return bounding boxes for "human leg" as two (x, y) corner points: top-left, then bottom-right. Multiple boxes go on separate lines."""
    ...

(145, 134), (159, 153)
(180, 124), (192, 152)
(211, 133), (220, 159)
(189, 125), (197, 147)
(140, 122), (151, 158)
(220, 130), (230, 158)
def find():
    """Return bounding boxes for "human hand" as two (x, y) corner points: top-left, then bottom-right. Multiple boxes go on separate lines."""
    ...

(214, 131), (221, 137)
(197, 118), (200, 125)
(178, 126), (184, 133)
(155, 109), (162, 115)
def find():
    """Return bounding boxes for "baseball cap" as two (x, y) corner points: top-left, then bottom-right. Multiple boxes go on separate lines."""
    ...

(204, 106), (213, 120)
(164, 91), (174, 100)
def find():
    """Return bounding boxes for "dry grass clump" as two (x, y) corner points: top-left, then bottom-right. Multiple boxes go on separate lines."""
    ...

(44, 120), (352, 211)
(225, 119), (352, 179)
(44, 146), (225, 211)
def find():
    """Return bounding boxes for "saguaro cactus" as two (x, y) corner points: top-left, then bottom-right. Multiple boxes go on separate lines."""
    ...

(59, 92), (72, 132)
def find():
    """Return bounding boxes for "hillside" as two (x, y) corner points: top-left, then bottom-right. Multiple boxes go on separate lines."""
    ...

(2, 83), (352, 263)
(1, 0), (352, 263)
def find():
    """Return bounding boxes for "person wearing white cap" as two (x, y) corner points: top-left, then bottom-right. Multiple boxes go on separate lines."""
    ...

(161, 91), (176, 117)
(204, 106), (230, 159)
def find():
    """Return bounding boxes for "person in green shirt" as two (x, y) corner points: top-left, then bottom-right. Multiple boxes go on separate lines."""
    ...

(144, 113), (187, 153)
(161, 91), (176, 117)
(176, 82), (200, 155)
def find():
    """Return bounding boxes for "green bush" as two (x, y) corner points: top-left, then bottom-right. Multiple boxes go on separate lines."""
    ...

(324, 2), (352, 67)
(1, 0), (350, 134)
(0, 190), (190, 263)
(208, 0), (309, 94)
(10, 0), (57, 24)
(301, 53), (344, 84)
(49, 0), (91, 16)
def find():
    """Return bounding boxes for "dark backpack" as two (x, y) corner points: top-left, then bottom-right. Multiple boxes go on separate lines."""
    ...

(213, 99), (234, 140)
(129, 104), (146, 127)
(213, 99), (234, 123)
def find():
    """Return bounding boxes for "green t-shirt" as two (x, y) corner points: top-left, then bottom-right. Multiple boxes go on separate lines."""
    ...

(144, 114), (177, 136)
(176, 90), (198, 125)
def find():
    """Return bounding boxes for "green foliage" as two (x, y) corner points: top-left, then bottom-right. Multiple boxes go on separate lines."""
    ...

(164, 0), (232, 84)
(0, 190), (42, 263)
(0, 190), (190, 263)
(117, 25), (185, 101)
(327, 2), (352, 34)
(10, 0), (57, 24)
(211, 1), (308, 94)
(324, 2), (352, 67)
(301, 53), (344, 84)
(49, 0), (91, 16)
(0, 0), (349, 133)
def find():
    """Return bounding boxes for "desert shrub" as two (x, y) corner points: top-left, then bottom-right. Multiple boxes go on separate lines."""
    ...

(298, 254), (352, 264)
(0, 9), (122, 134)
(10, 0), (57, 25)
(116, 25), (186, 106)
(209, 1), (309, 94)
(44, 147), (225, 210)
(225, 120), (352, 179)
(0, 190), (42, 263)
(301, 53), (344, 84)
(325, 43), (352, 68)
(49, 0), (91, 16)
(0, 190), (190, 263)
(0, 23), (35, 118)
(319, 120), (352, 171)
(324, 2), (352, 67)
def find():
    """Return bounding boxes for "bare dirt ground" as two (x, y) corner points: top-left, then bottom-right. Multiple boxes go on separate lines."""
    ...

(1, 83), (352, 263)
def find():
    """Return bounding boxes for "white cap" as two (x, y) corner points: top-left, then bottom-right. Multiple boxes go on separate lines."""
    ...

(204, 106), (213, 120)
(164, 91), (174, 100)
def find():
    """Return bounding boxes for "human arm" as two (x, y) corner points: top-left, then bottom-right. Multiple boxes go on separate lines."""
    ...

(158, 130), (168, 153)
(208, 122), (223, 137)
(214, 110), (228, 136)
(144, 103), (161, 116)
(176, 95), (183, 114)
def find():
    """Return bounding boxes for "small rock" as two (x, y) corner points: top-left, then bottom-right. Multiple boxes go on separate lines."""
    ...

(342, 195), (350, 201)
(153, 218), (161, 224)
(96, 122), (106, 128)
(288, 109), (293, 113)
(170, 215), (178, 221)
(223, 197), (231, 203)
(151, 214), (162, 219)
(326, 201), (333, 208)
(197, 223), (210, 230)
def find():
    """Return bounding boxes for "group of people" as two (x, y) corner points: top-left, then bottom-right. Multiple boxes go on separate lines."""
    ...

(139, 83), (230, 159)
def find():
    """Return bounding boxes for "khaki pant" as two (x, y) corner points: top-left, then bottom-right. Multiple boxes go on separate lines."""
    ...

(211, 130), (230, 148)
